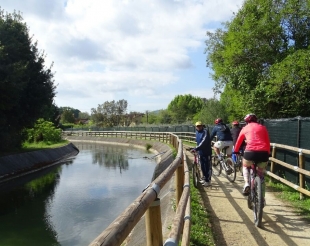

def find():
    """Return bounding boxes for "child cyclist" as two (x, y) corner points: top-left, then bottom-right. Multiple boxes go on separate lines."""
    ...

(233, 113), (270, 202)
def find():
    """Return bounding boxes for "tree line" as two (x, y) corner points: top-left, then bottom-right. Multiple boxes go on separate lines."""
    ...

(205, 0), (310, 120)
(1, 0), (310, 152)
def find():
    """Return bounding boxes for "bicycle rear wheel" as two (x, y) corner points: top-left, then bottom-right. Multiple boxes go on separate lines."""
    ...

(212, 155), (222, 176)
(253, 176), (263, 227)
(225, 157), (236, 183)
(192, 162), (199, 188)
(235, 155), (243, 175)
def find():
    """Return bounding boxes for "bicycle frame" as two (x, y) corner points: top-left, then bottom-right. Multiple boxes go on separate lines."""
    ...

(212, 145), (236, 183)
(247, 162), (264, 227)
(186, 148), (201, 188)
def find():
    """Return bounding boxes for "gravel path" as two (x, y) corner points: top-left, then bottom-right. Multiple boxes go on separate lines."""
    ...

(199, 170), (310, 246)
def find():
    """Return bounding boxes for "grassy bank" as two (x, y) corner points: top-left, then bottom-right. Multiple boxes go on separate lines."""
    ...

(0, 140), (69, 157)
(22, 140), (69, 150)
(183, 143), (216, 245)
(190, 182), (216, 246)
(266, 177), (310, 220)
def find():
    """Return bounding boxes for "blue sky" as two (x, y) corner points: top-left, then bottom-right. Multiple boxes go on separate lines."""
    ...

(1, 0), (244, 113)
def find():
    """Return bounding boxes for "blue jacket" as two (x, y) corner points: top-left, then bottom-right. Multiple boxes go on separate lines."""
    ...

(195, 128), (212, 156)
(210, 123), (233, 141)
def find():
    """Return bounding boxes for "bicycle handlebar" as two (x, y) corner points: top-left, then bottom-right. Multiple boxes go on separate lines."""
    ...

(185, 147), (196, 153)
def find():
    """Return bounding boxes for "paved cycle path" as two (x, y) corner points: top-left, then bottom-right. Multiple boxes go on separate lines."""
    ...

(200, 169), (310, 246)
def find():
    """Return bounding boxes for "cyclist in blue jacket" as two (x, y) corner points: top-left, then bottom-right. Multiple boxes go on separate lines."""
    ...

(192, 121), (212, 187)
(210, 118), (233, 161)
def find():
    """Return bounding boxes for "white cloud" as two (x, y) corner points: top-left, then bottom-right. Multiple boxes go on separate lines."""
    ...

(1, 0), (243, 113)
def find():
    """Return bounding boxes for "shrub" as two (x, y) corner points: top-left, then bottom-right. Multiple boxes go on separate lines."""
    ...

(24, 118), (62, 143)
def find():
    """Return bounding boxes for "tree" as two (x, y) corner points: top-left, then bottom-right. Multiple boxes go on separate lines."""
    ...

(167, 94), (204, 123)
(205, 0), (310, 119)
(0, 9), (56, 151)
(158, 110), (173, 124)
(78, 111), (90, 119)
(91, 100), (128, 127)
(196, 98), (228, 125)
(60, 109), (75, 124)
(58, 107), (80, 119)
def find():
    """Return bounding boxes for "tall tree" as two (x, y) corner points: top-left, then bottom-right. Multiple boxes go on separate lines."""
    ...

(91, 100), (128, 127)
(196, 98), (228, 125)
(167, 94), (204, 123)
(60, 109), (75, 124)
(205, 0), (310, 118)
(0, 9), (56, 151)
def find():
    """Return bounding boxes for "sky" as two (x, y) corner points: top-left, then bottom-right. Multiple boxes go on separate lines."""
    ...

(1, 0), (244, 114)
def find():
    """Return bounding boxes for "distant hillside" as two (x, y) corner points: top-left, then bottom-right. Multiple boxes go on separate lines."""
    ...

(149, 109), (163, 115)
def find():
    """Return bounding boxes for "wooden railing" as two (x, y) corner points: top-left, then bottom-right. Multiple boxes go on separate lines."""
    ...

(63, 131), (191, 246)
(269, 143), (310, 199)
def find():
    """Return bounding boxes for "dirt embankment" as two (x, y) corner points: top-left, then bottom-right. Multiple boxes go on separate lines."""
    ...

(199, 163), (310, 246)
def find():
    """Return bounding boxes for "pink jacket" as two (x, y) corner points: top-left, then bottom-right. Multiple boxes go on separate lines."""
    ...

(234, 122), (270, 154)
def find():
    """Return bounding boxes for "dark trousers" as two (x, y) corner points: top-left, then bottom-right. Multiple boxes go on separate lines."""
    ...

(200, 155), (212, 182)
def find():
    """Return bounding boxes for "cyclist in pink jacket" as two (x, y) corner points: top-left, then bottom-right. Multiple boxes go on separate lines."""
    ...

(234, 113), (270, 196)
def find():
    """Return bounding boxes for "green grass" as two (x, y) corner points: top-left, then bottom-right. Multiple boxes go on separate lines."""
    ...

(22, 140), (69, 150)
(266, 177), (310, 219)
(145, 143), (152, 151)
(0, 140), (70, 157)
(189, 185), (215, 246)
(182, 147), (215, 246)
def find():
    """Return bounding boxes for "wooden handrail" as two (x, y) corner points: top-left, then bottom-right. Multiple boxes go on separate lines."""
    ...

(268, 142), (310, 199)
(266, 171), (310, 196)
(164, 152), (190, 245)
(269, 157), (310, 176)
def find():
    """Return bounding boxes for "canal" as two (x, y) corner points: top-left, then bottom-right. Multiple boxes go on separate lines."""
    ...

(0, 142), (157, 246)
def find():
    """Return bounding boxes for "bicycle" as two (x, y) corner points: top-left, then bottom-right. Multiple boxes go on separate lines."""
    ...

(234, 154), (264, 228)
(186, 147), (201, 188)
(211, 144), (236, 183)
(247, 161), (264, 227)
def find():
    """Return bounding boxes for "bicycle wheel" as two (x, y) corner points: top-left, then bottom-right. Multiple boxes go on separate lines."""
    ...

(212, 155), (222, 176)
(253, 176), (263, 227)
(247, 193), (253, 210)
(192, 162), (199, 188)
(225, 157), (236, 183)
(235, 155), (243, 175)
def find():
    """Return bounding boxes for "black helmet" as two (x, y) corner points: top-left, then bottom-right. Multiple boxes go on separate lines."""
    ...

(244, 113), (257, 123)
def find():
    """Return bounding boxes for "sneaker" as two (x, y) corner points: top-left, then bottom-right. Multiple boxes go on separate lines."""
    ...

(202, 181), (211, 187)
(199, 178), (205, 184)
(242, 184), (250, 196)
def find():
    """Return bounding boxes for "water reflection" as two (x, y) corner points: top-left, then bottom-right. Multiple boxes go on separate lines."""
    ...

(0, 143), (156, 246)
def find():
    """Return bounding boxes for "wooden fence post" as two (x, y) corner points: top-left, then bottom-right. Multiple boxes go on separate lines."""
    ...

(299, 149), (305, 200)
(145, 198), (163, 246)
(270, 143), (276, 183)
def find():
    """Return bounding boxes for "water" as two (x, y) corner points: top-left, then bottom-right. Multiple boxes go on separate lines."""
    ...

(0, 143), (157, 246)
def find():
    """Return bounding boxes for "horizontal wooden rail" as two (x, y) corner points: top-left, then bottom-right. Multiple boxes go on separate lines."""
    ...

(266, 171), (310, 196)
(269, 157), (310, 176)
(271, 143), (310, 154)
